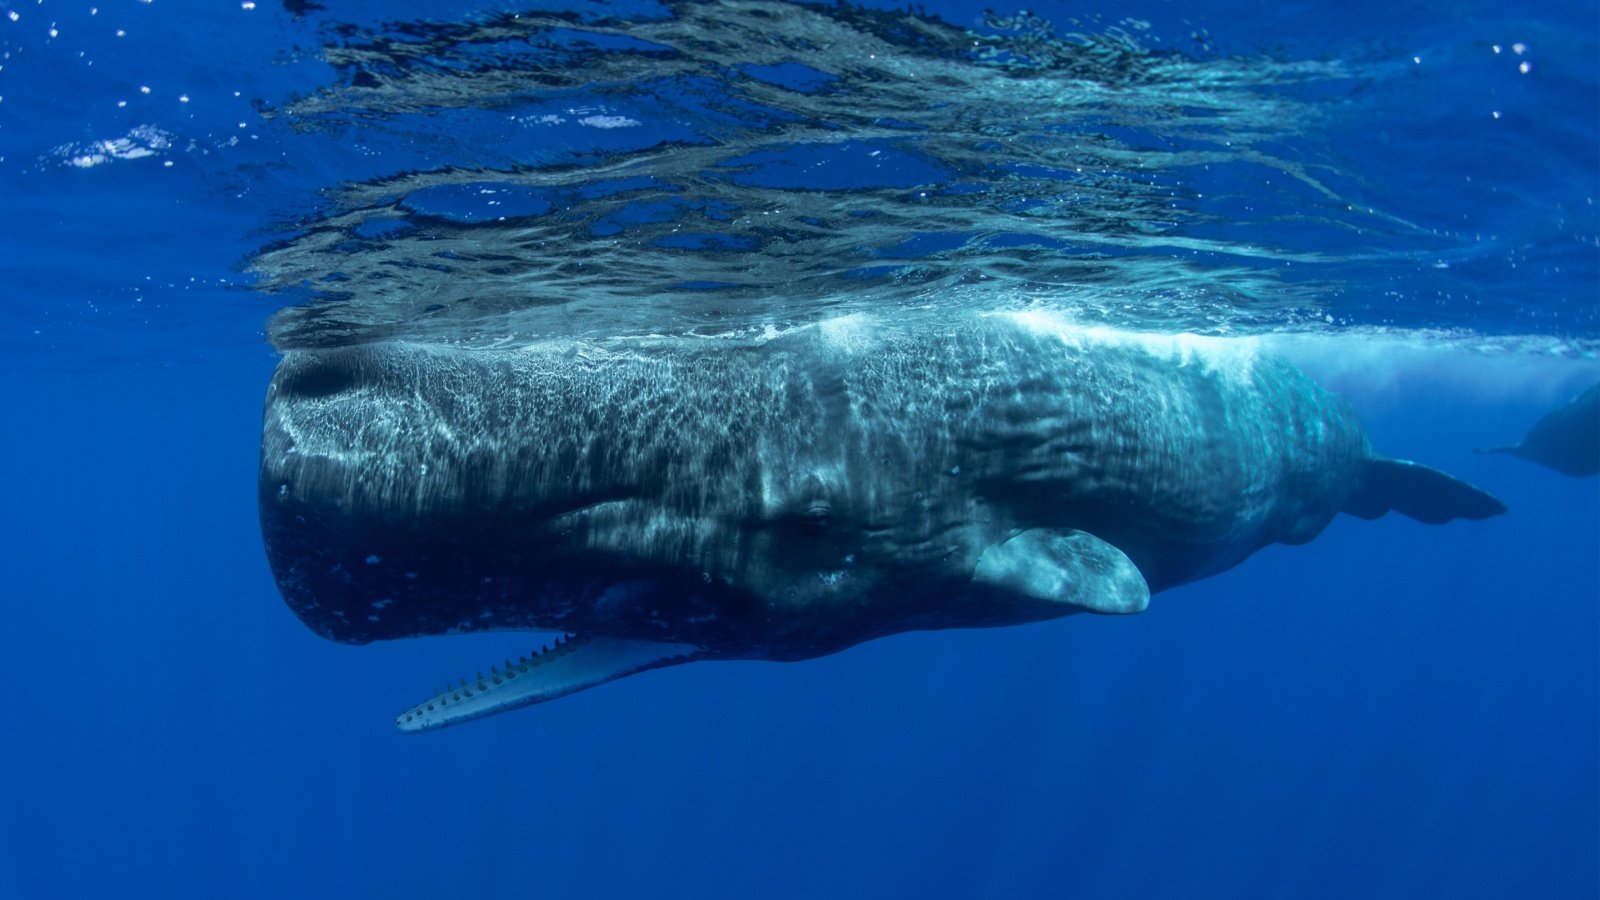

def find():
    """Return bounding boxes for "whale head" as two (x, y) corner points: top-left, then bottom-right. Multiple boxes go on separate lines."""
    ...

(258, 339), (1020, 663)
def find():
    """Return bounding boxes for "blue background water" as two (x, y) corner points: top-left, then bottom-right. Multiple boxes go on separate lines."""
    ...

(2, 1), (1598, 898)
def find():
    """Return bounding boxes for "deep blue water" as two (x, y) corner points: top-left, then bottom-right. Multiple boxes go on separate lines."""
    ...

(2, 1), (1597, 898)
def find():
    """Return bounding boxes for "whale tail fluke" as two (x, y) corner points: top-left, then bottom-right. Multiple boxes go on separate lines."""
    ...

(1341, 458), (1507, 525)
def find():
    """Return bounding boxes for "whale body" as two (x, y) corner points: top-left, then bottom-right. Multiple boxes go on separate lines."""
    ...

(258, 313), (1505, 731)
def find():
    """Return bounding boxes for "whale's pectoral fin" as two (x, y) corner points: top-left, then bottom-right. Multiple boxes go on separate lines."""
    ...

(973, 528), (1150, 616)
(395, 635), (703, 734)
(1342, 457), (1507, 525)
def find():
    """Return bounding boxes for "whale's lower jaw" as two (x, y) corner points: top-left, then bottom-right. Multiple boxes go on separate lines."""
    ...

(395, 634), (706, 733)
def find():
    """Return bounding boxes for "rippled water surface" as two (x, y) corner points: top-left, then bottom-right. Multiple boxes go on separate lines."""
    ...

(4, 0), (1596, 354)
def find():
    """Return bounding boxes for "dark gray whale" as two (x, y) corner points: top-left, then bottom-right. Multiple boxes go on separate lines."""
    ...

(1477, 382), (1599, 478)
(259, 313), (1506, 732)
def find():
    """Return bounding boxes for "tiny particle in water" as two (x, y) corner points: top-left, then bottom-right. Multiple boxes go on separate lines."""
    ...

(365, 554), (382, 565)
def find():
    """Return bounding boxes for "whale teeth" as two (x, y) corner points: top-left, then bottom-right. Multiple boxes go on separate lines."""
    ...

(394, 635), (704, 733)
(405, 635), (616, 729)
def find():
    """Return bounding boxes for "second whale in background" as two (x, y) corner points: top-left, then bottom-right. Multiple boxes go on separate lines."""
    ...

(1478, 382), (1600, 478)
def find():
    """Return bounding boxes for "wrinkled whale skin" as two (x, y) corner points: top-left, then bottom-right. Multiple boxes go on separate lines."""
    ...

(260, 314), (1499, 674)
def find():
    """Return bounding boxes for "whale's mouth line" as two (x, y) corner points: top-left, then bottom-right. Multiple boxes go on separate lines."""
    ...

(395, 633), (705, 733)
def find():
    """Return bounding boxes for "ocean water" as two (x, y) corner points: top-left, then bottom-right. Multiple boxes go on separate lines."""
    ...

(2, 1), (1597, 898)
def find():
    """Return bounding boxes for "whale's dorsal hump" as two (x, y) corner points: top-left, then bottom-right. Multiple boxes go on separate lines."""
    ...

(973, 528), (1150, 616)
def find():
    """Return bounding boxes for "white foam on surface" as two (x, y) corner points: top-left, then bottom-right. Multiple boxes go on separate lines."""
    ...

(993, 309), (1266, 382)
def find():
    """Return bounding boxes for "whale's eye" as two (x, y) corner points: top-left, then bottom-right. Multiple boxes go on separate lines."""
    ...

(800, 504), (831, 535)
(278, 358), (357, 399)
